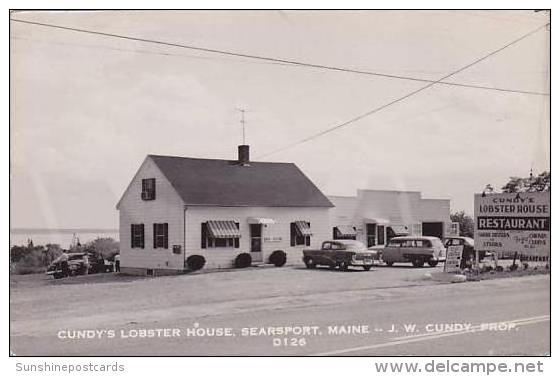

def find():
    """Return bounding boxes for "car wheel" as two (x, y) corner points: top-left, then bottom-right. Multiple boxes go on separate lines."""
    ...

(338, 261), (349, 271)
(304, 257), (316, 269)
(412, 259), (425, 268)
(363, 266), (372, 271)
(385, 261), (394, 267)
(427, 259), (438, 267)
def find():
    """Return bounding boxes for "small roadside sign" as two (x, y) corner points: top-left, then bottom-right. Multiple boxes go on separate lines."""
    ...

(445, 245), (463, 273)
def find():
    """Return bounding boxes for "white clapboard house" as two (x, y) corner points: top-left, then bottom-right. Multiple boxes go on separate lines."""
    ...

(116, 145), (333, 275)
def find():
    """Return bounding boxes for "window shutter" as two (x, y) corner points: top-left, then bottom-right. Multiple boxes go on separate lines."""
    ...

(131, 224), (134, 248)
(333, 227), (337, 240)
(306, 222), (311, 246)
(153, 223), (157, 248)
(234, 222), (240, 248)
(201, 223), (207, 249)
(164, 223), (168, 249)
(290, 223), (295, 246)
(140, 224), (145, 249)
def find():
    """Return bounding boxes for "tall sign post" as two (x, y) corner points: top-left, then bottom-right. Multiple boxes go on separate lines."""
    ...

(474, 192), (550, 260)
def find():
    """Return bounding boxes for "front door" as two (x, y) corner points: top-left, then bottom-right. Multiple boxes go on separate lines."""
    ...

(366, 223), (377, 247)
(250, 224), (263, 262)
(377, 225), (385, 246)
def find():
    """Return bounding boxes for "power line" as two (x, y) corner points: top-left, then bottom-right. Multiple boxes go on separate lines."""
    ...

(10, 35), (296, 68)
(10, 18), (549, 97)
(256, 23), (549, 160)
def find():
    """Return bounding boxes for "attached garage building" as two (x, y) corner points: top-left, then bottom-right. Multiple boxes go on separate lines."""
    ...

(329, 189), (455, 248)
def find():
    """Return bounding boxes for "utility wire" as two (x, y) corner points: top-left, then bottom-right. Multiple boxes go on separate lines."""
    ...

(10, 35), (296, 67)
(256, 23), (550, 160)
(10, 18), (549, 97)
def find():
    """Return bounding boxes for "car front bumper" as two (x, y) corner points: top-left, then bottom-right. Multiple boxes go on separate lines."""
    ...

(351, 258), (374, 266)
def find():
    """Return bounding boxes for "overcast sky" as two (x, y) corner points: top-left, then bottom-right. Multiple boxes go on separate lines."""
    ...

(10, 10), (550, 229)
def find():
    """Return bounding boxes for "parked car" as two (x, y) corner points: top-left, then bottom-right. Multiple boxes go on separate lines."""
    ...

(366, 245), (384, 262)
(46, 252), (112, 279)
(302, 240), (376, 271)
(382, 236), (445, 267)
(444, 236), (485, 269)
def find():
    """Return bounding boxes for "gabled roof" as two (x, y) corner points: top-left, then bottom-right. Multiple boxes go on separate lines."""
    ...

(148, 155), (334, 208)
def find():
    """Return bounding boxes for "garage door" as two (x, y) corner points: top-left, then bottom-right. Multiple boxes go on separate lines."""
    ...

(422, 222), (444, 239)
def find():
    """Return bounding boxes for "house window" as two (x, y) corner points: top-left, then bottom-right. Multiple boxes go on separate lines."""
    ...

(130, 224), (145, 249)
(141, 178), (156, 200)
(291, 221), (311, 246)
(366, 223), (376, 247)
(153, 223), (168, 249)
(377, 225), (385, 246)
(411, 223), (422, 236)
(201, 221), (240, 248)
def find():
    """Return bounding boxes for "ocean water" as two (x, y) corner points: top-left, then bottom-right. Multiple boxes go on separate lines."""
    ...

(10, 229), (119, 248)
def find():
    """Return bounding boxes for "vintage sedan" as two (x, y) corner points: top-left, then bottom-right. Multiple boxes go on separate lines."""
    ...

(382, 236), (445, 267)
(444, 236), (486, 268)
(302, 240), (376, 271)
(46, 252), (112, 279)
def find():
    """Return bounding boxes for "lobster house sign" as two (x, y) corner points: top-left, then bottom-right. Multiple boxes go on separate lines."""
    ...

(474, 192), (550, 256)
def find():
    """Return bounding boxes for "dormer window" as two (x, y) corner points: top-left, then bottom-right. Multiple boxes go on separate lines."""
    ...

(141, 178), (156, 200)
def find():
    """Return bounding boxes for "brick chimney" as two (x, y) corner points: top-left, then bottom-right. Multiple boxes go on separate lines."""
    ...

(238, 145), (250, 165)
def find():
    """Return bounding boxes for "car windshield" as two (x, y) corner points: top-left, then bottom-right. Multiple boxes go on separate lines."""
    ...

(430, 238), (444, 249)
(463, 237), (475, 247)
(446, 237), (474, 247)
(335, 240), (367, 251)
(388, 238), (405, 247)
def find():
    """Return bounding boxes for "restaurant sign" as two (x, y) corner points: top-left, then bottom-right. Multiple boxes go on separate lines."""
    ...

(474, 192), (550, 255)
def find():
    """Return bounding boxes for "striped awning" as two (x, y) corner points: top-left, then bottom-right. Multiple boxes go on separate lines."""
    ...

(294, 221), (313, 236)
(389, 225), (410, 236)
(207, 220), (241, 239)
(335, 225), (357, 237)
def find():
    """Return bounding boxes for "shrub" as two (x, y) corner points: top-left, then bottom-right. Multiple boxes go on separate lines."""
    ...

(495, 265), (504, 272)
(83, 238), (119, 260)
(481, 265), (493, 273)
(269, 250), (287, 267)
(234, 253), (252, 268)
(186, 255), (206, 271)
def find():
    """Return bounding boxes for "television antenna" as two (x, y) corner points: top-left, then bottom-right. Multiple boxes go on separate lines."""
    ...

(236, 108), (249, 145)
